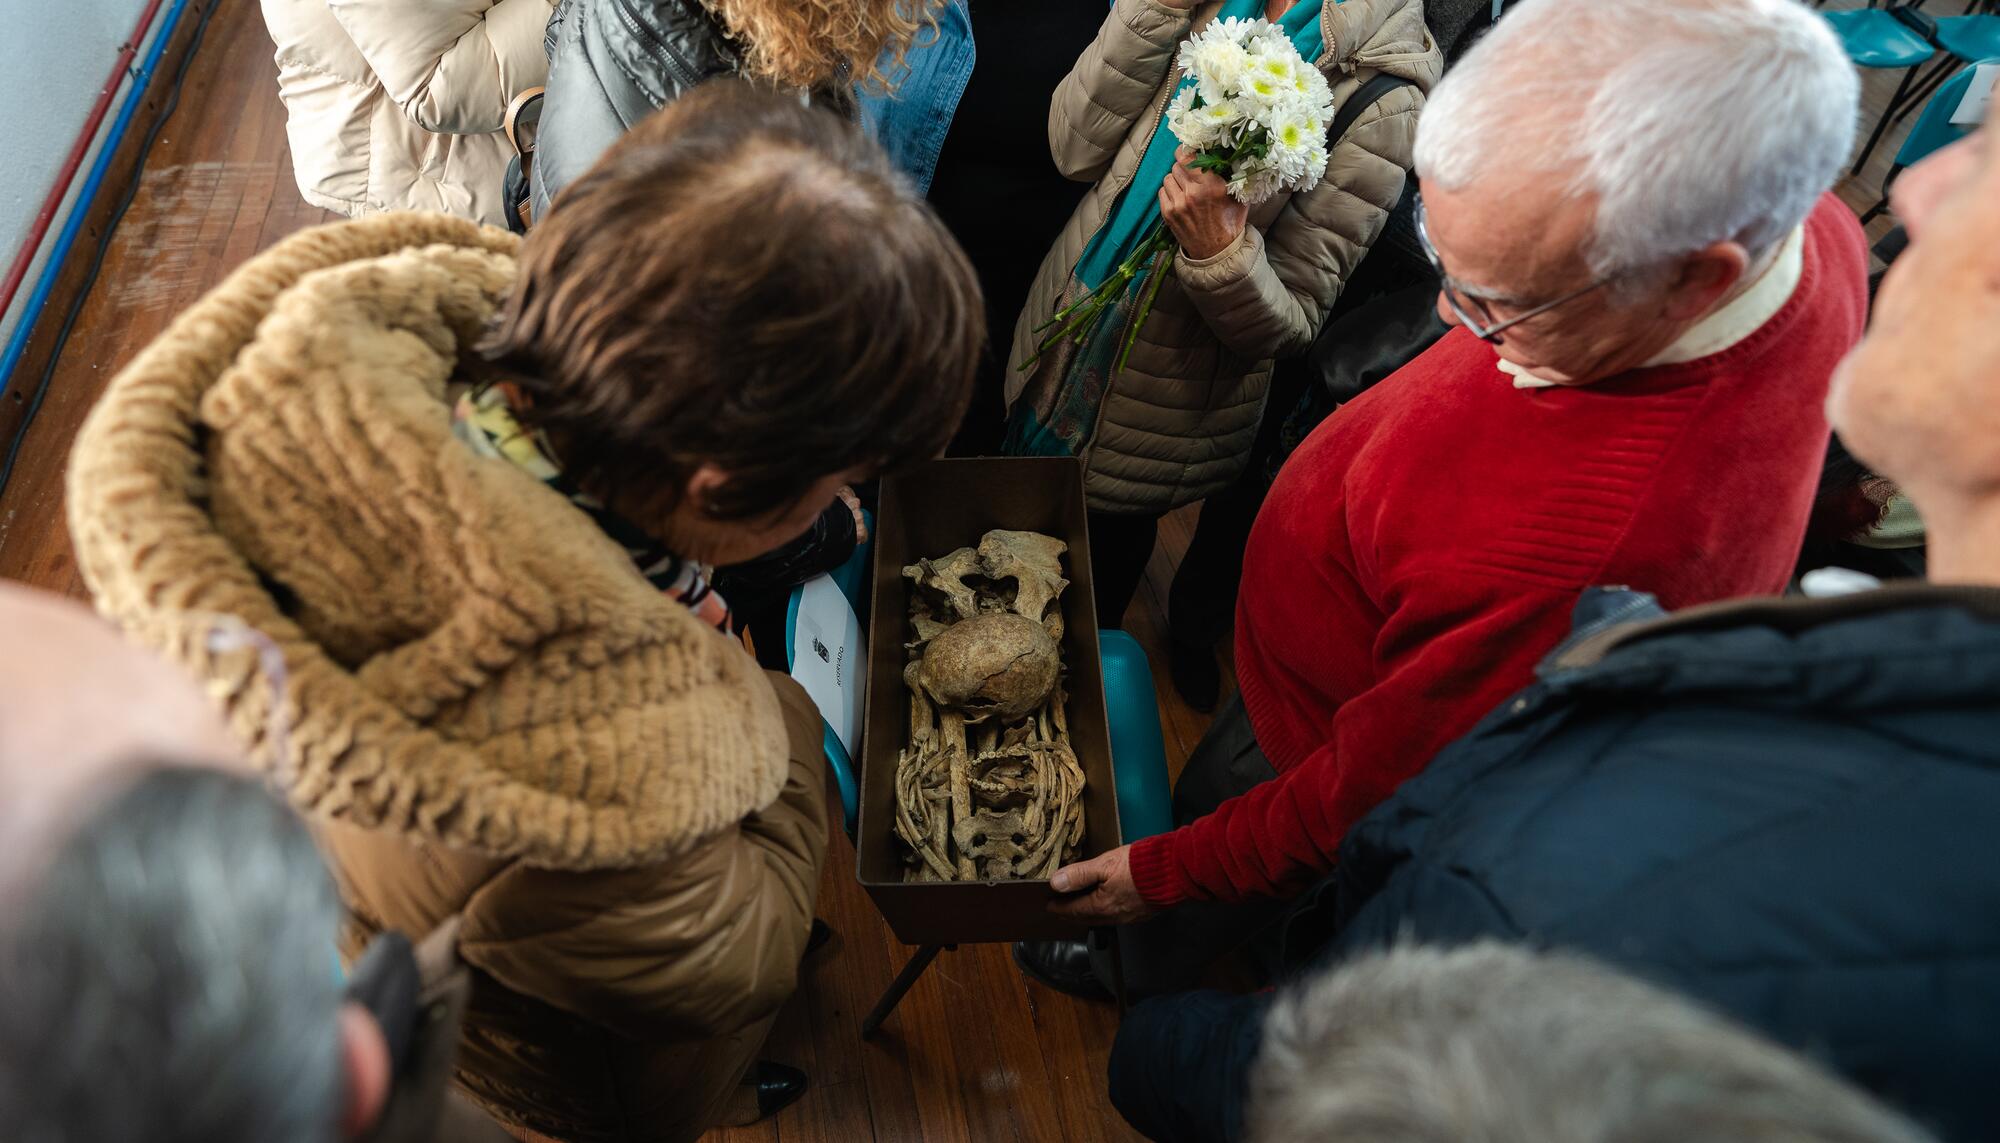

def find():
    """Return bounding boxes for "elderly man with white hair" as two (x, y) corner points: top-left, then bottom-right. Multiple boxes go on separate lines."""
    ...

(1104, 125), (2000, 1143)
(1021, 0), (1868, 1002)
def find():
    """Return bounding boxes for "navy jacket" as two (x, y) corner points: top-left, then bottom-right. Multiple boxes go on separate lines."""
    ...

(1111, 585), (2000, 1143)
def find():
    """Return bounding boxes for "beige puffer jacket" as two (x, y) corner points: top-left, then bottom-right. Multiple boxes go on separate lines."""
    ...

(1009, 0), (1442, 514)
(66, 213), (828, 1143)
(262, 0), (556, 225)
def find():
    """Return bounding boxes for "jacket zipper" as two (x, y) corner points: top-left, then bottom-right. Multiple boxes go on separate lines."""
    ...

(612, 0), (706, 93)
(1079, 65), (1183, 478)
(1083, 10), (1359, 487)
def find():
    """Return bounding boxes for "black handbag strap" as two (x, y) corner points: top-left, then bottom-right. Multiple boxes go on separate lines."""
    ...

(1328, 72), (1417, 145)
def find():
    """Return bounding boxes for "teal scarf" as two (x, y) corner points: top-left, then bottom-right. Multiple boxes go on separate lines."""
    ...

(1077, 0), (1326, 290)
(1005, 0), (1327, 460)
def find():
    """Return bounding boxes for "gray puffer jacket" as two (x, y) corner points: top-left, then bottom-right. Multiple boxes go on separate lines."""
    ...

(530, 0), (738, 220)
(529, 0), (850, 221)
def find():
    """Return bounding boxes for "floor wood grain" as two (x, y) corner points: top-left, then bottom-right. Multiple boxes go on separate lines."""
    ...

(0, 0), (1940, 1137)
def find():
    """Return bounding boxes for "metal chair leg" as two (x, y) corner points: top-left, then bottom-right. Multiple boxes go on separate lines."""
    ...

(1890, 56), (1957, 129)
(860, 944), (948, 1039)
(1853, 65), (1925, 176)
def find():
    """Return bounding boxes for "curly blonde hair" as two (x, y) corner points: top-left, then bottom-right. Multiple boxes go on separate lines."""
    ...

(701, 0), (940, 92)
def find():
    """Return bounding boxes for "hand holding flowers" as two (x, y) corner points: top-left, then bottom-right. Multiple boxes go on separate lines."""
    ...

(1022, 17), (1338, 374)
(1161, 147), (1248, 260)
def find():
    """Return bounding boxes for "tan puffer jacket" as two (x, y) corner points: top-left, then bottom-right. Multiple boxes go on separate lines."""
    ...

(66, 213), (828, 1143)
(1009, 0), (1442, 514)
(262, 0), (556, 224)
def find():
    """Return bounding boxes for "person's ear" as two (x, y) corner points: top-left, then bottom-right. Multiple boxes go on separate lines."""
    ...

(685, 463), (732, 516)
(339, 1003), (392, 1138)
(1661, 241), (1750, 322)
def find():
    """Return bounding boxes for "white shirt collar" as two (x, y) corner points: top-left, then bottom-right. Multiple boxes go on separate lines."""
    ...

(1500, 222), (1808, 391)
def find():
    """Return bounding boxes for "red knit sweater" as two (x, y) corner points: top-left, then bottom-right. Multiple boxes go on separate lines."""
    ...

(1129, 195), (1868, 908)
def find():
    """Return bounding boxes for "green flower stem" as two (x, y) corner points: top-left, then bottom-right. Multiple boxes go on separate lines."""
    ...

(1016, 218), (1180, 373)
(1018, 123), (1275, 371)
(1116, 234), (1176, 374)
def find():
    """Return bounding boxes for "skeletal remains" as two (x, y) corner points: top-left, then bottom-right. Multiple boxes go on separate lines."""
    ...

(894, 529), (1086, 882)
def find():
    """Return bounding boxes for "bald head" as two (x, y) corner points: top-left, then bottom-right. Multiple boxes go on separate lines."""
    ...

(0, 584), (240, 898)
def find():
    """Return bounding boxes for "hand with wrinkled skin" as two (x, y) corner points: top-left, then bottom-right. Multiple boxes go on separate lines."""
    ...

(1047, 843), (1159, 925)
(1161, 147), (1249, 261)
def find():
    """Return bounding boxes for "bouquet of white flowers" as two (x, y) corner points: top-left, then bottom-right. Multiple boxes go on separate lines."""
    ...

(1022, 17), (1337, 374)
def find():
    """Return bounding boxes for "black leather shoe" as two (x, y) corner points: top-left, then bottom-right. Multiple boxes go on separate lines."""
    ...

(1013, 939), (1112, 1002)
(806, 918), (833, 958)
(1169, 637), (1221, 713)
(747, 1061), (808, 1120)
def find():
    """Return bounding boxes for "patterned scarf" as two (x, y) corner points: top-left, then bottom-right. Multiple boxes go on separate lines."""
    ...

(452, 383), (737, 635)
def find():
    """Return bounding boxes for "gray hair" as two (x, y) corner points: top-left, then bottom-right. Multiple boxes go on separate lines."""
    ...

(1250, 943), (1935, 1143)
(0, 767), (345, 1143)
(1413, 0), (1859, 277)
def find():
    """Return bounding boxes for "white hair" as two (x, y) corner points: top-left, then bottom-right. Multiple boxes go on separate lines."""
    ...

(1414, 0), (1859, 277)
(1250, 943), (1935, 1143)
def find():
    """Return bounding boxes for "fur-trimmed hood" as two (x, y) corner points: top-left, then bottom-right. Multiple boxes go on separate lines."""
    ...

(67, 212), (790, 870)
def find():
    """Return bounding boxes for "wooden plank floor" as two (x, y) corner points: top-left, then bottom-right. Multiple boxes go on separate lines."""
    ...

(0, 0), (1932, 1137)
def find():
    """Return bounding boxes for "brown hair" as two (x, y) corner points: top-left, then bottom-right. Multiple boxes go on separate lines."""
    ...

(482, 81), (983, 523)
(705, 0), (940, 92)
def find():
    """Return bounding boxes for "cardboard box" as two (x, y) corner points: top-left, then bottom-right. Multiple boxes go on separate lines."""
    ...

(857, 458), (1121, 945)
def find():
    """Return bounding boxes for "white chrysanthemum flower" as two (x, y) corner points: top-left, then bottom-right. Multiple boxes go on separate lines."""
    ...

(1248, 48), (1298, 91)
(1301, 70), (1337, 119)
(1268, 111), (1319, 181)
(1248, 20), (1291, 55)
(1299, 141), (1330, 191)
(1228, 156), (1284, 205)
(1165, 18), (1335, 206)
(1237, 71), (1293, 123)
(1167, 85), (1218, 149)
(1189, 41), (1252, 105)
(1196, 97), (1245, 141)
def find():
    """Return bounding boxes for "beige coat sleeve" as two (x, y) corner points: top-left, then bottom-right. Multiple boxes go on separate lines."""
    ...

(454, 673), (830, 1042)
(1049, 0), (1193, 183)
(324, 0), (554, 135)
(1175, 83), (1424, 360)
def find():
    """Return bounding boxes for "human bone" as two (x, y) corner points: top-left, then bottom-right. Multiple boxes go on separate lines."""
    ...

(917, 612), (1060, 723)
(894, 529), (1085, 882)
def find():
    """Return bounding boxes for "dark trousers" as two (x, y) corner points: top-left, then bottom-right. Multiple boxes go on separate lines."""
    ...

(1090, 696), (1288, 998)
(1166, 365), (1309, 651)
(1088, 510), (1162, 629)
(1107, 989), (1274, 1143)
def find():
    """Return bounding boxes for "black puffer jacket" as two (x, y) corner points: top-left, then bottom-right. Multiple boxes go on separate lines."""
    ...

(1312, 583), (2000, 1143)
(1111, 584), (2000, 1143)
(530, 0), (740, 220)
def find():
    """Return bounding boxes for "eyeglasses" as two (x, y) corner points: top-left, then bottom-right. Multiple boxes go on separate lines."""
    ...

(1412, 193), (1617, 345)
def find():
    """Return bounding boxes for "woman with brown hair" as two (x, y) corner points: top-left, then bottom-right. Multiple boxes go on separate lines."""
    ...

(528, 0), (943, 222)
(67, 82), (981, 1142)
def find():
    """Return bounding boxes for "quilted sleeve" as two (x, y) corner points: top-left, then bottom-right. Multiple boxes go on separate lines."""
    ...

(1175, 82), (1423, 360)
(325, 0), (555, 134)
(1047, 0), (1192, 183)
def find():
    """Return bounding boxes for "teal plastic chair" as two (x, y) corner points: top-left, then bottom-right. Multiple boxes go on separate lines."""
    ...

(1934, 13), (2000, 62)
(1895, 14), (2000, 124)
(1098, 628), (1176, 843)
(788, 514), (873, 835)
(1826, 7), (1938, 174)
(1859, 59), (1993, 224)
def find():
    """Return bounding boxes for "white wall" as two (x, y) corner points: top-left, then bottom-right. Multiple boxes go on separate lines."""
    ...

(0, 0), (168, 349)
